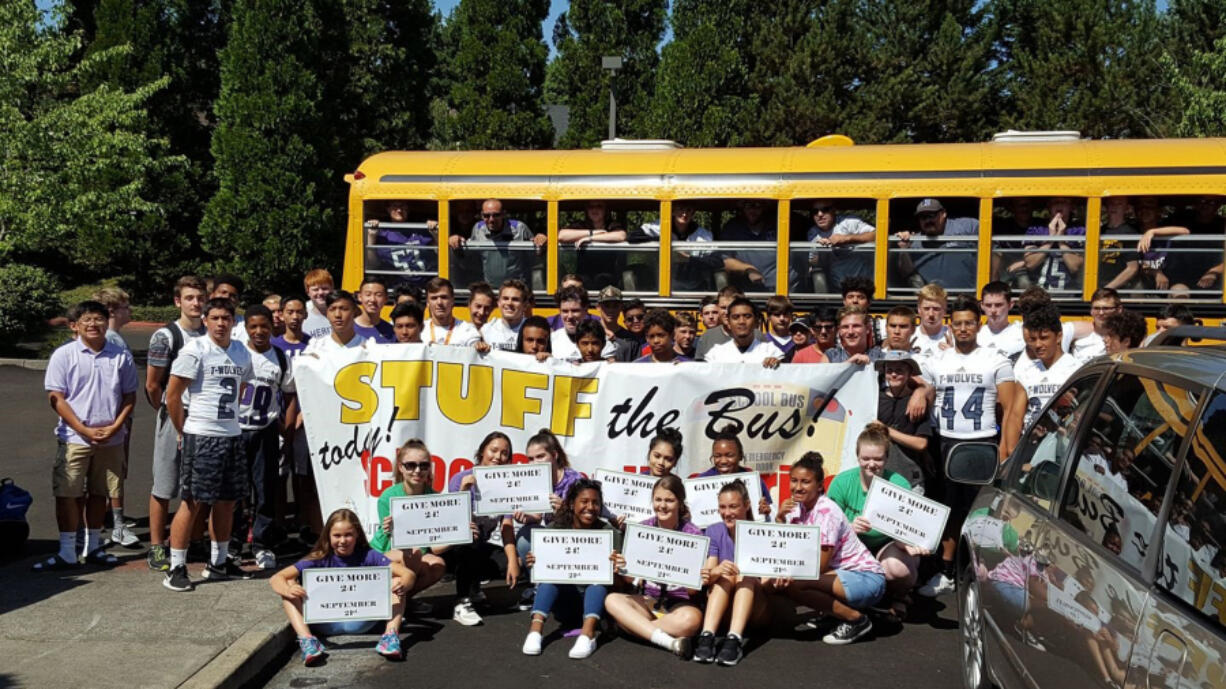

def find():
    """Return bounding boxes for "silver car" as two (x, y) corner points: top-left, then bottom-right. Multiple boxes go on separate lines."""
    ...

(949, 327), (1226, 689)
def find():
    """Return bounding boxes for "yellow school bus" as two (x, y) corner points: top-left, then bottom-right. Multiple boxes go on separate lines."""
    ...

(343, 134), (1226, 311)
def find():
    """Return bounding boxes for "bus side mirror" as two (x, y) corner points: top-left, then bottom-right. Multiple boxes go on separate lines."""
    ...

(946, 442), (998, 485)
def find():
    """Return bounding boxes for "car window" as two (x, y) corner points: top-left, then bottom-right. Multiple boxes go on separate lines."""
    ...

(1005, 371), (1101, 511)
(1058, 373), (1198, 571)
(1156, 391), (1226, 632)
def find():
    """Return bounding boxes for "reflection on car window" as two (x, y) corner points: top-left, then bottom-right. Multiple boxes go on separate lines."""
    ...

(1007, 373), (1100, 511)
(1059, 374), (1197, 571)
(1158, 391), (1226, 632)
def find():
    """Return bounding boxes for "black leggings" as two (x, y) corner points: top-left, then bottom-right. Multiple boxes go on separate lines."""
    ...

(444, 541), (499, 599)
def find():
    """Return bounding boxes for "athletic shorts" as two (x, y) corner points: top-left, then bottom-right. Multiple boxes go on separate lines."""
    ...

(151, 406), (183, 500)
(181, 433), (245, 504)
(835, 569), (886, 610)
(52, 441), (123, 499)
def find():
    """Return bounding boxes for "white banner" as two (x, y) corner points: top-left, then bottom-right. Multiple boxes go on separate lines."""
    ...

(389, 493), (473, 550)
(862, 476), (950, 552)
(294, 345), (877, 537)
(621, 523), (709, 590)
(302, 566), (393, 623)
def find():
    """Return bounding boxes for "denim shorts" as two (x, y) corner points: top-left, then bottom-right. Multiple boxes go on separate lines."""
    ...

(835, 568), (886, 609)
(310, 620), (377, 636)
(989, 580), (1026, 616)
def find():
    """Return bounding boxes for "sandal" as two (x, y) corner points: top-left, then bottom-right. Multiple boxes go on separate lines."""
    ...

(84, 548), (119, 566)
(32, 555), (81, 572)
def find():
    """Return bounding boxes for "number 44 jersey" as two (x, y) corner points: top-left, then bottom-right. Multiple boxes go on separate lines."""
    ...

(924, 346), (1016, 440)
(170, 336), (254, 437)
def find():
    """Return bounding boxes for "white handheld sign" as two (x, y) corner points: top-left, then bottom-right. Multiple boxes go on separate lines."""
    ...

(734, 521), (821, 580)
(472, 463), (553, 516)
(862, 476), (950, 552)
(621, 523), (709, 590)
(530, 529), (615, 585)
(594, 470), (658, 523)
(390, 492), (473, 550)
(302, 566), (393, 623)
(684, 473), (764, 527)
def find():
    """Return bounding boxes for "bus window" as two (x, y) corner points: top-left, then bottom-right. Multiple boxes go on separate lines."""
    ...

(1106, 195), (1223, 300)
(450, 199), (548, 296)
(668, 198), (785, 294)
(363, 199), (439, 292)
(789, 198), (877, 295)
(668, 200), (722, 294)
(992, 196), (1088, 297)
(558, 199), (659, 294)
(886, 197), (979, 297)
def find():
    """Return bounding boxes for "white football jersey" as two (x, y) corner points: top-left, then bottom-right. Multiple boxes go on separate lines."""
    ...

(1013, 351), (1081, 429)
(977, 322), (1025, 357)
(705, 338), (785, 364)
(238, 347), (296, 431)
(925, 345), (1015, 439)
(170, 336), (254, 437)
(423, 318), (481, 346)
(912, 326), (951, 359)
(305, 332), (367, 355)
(303, 303), (332, 341)
(481, 317), (523, 352)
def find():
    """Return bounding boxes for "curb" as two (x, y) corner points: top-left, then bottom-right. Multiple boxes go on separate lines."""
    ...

(0, 358), (48, 371)
(177, 609), (294, 689)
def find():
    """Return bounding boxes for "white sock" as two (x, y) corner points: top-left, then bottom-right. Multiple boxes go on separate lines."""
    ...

(211, 541), (229, 567)
(650, 628), (676, 650)
(58, 532), (77, 562)
(170, 548), (188, 570)
(727, 631), (742, 641)
(82, 528), (102, 556)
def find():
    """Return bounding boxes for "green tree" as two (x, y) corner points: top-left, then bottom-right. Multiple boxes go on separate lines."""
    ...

(200, 0), (334, 293)
(1165, 36), (1226, 136)
(546, 0), (666, 148)
(0, 2), (176, 274)
(432, 0), (553, 150)
(647, 0), (755, 146)
(990, 0), (1166, 138)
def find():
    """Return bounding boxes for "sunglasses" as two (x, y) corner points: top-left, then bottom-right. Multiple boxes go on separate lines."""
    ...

(814, 324), (836, 331)
(625, 314), (645, 322)
(400, 461), (431, 473)
(811, 206), (835, 214)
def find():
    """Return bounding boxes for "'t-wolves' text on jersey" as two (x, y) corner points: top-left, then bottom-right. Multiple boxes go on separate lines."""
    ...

(925, 346), (1016, 439)
(170, 337), (255, 437)
(1012, 351), (1082, 429)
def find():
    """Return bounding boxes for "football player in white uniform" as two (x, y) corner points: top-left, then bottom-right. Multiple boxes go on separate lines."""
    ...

(977, 281), (1024, 357)
(1013, 304), (1082, 429)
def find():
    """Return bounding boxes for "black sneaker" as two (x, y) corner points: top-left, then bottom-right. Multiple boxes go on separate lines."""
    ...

(203, 559), (254, 581)
(715, 635), (744, 666)
(692, 631), (717, 663)
(516, 587), (536, 611)
(822, 614), (872, 645)
(147, 544), (170, 571)
(163, 565), (193, 592)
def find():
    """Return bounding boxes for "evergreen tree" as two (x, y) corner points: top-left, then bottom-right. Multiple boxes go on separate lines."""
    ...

(432, 0), (553, 150)
(1164, 0), (1226, 63)
(546, 0), (666, 148)
(647, 0), (755, 146)
(990, 0), (1166, 138)
(0, 2), (176, 274)
(201, 0), (334, 293)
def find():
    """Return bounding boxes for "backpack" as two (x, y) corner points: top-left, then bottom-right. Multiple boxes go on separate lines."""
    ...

(0, 478), (33, 555)
(157, 320), (186, 389)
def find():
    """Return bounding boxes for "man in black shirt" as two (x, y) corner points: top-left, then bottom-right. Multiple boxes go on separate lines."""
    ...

(874, 351), (934, 494)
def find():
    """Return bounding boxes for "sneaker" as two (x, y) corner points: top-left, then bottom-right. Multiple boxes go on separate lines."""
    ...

(408, 599), (432, 616)
(1014, 623), (1046, 651)
(522, 630), (543, 655)
(163, 565), (193, 592)
(568, 634), (597, 659)
(203, 559), (254, 581)
(670, 635), (692, 659)
(147, 544), (170, 571)
(255, 548), (277, 570)
(715, 635), (744, 666)
(453, 600), (483, 626)
(111, 524), (140, 548)
(298, 636), (325, 666)
(692, 631), (717, 663)
(823, 614), (873, 645)
(374, 632), (402, 660)
(517, 587), (536, 612)
(916, 572), (956, 598)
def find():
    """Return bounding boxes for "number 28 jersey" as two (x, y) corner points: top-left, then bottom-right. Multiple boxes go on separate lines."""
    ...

(924, 346), (1016, 440)
(170, 337), (254, 437)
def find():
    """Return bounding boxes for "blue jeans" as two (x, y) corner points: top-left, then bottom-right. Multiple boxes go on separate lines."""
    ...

(310, 620), (377, 636)
(531, 583), (608, 626)
(515, 523), (537, 567)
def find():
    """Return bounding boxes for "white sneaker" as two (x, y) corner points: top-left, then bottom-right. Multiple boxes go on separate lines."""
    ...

(522, 631), (543, 655)
(255, 548), (277, 570)
(111, 524), (140, 548)
(917, 572), (956, 597)
(453, 600), (483, 626)
(568, 634), (597, 659)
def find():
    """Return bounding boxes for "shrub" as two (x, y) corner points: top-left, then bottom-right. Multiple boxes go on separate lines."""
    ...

(0, 264), (62, 342)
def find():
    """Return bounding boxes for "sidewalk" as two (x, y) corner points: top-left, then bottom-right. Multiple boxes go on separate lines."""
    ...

(0, 555), (289, 689)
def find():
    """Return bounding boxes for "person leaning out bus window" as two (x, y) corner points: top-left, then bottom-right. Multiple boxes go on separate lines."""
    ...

(449, 199), (545, 288)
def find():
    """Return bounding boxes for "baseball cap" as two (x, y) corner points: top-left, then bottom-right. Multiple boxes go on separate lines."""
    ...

(788, 316), (813, 333)
(597, 285), (623, 303)
(914, 198), (945, 216)
(873, 350), (921, 376)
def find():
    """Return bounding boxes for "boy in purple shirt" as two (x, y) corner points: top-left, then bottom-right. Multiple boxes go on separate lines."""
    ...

(37, 301), (139, 570)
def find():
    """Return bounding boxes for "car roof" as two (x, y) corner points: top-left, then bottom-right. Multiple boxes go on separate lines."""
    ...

(1113, 345), (1226, 390)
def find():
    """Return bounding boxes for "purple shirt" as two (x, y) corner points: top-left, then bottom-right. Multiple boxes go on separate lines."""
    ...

(705, 521), (737, 562)
(293, 547), (390, 573)
(44, 339), (139, 446)
(354, 320), (394, 344)
(271, 334), (311, 359)
(696, 467), (773, 504)
(642, 518), (703, 599)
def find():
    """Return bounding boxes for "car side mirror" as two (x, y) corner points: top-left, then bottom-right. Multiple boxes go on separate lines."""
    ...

(946, 442), (998, 485)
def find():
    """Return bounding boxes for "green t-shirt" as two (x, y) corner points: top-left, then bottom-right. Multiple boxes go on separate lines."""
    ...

(369, 482), (436, 553)
(826, 468), (911, 552)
